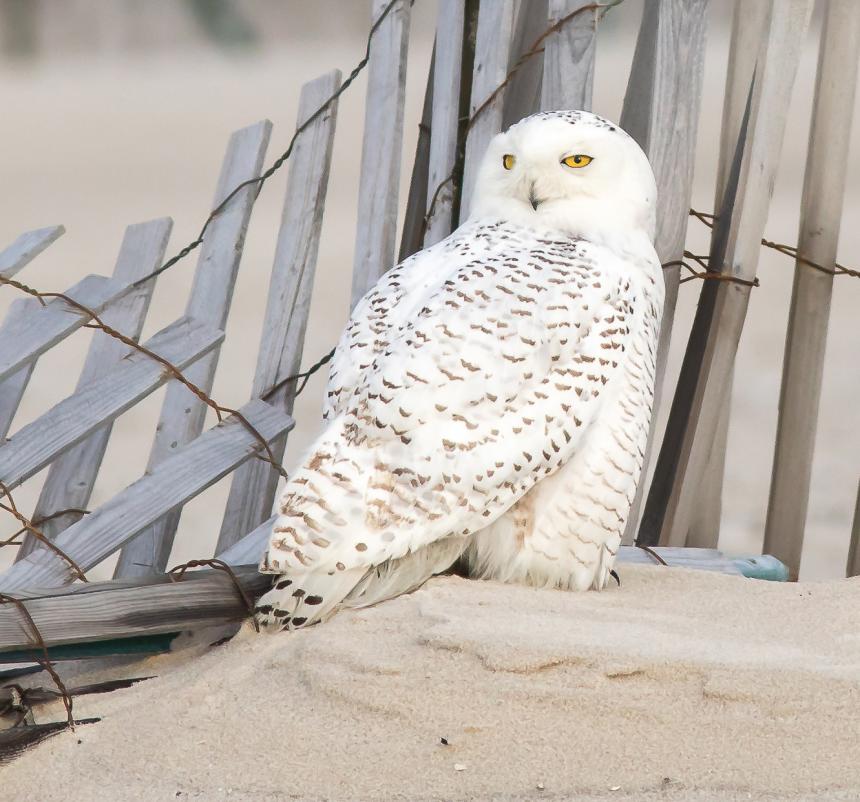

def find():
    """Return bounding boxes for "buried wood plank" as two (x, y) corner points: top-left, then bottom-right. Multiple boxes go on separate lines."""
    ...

(540, 0), (598, 112)
(616, 0), (710, 544)
(0, 545), (764, 656)
(763, 0), (860, 578)
(460, 0), (516, 217)
(114, 120), (271, 580)
(0, 316), (222, 493)
(423, 0), (466, 248)
(216, 71), (341, 555)
(349, 0), (411, 308)
(0, 225), (64, 280)
(639, 0), (814, 549)
(17, 218), (173, 560)
(0, 399), (291, 591)
(0, 274), (135, 384)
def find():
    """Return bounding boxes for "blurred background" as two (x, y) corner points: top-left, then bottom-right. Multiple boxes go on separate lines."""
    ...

(0, 0), (857, 580)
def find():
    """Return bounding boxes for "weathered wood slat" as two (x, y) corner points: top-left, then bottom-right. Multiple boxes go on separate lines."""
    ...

(114, 121), (272, 580)
(0, 299), (39, 440)
(502, 0), (547, 129)
(218, 514), (274, 566)
(0, 546), (766, 657)
(0, 399), (292, 591)
(640, 0), (815, 548)
(0, 225), (64, 280)
(349, 0), (412, 308)
(0, 274), (135, 384)
(763, 0), (860, 578)
(216, 72), (341, 555)
(16, 219), (173, 560)
(0, 316), (222, 493)
(541, 0), (597, 112)
(617, 0), (710, 543)
(0, 566), (269, 656)
(688, 0), (770, 548)
(460, 0), (516, 217)
(423, 0), (465, 248)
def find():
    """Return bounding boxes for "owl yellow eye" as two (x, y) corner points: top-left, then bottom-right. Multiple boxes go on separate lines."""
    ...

(502, 154), (516, 170)
(562, 154), (593, 168)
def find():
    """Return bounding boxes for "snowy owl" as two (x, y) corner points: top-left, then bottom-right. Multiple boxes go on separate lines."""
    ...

(255, 110), (663, 631)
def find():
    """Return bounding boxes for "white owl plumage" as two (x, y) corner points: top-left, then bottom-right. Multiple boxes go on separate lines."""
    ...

(255, 110), (663, 630)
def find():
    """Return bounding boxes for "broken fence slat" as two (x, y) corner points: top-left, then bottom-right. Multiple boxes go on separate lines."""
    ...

(114, 120), (272, 580)
(0, 399), (292, 591)
(0, 274), (135, 384)
(217, 71), (341, 554)
(0, 316), (222, 493)
(17, 218), (174, 560)
(0, 225), (65, 280)
(0, 299), (40, 441)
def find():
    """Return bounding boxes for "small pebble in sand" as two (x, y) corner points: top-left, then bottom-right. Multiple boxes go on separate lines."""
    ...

(454, 764), (467, 772)
(536, 782), (545, 791)
(609, 786), (621, 792)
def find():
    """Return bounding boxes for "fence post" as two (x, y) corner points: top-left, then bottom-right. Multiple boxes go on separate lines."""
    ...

(638, 0), (815, 548)
(763, 0), (860, 578)
(423, 0), (466, 248)
(113, 120), (271, 579)
(460, 0), (517, 217)
(848, 480), (860, 578)
(349, 0), (411, 308)
(215, 71), (342, 554)
(618, 0), (710, 544)
(541, 0), (597, 112)
(687, 0), (770, 548)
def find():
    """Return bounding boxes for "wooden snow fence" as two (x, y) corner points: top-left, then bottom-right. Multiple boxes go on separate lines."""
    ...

(0, 0), (858, 681)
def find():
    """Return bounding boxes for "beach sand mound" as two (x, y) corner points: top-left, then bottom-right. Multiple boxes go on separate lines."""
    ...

(2, 566), (858, 801)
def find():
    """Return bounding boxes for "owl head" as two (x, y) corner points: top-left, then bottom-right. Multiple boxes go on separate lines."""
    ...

(470, 111), (658, 250)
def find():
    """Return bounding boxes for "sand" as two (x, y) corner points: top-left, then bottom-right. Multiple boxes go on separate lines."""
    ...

(2, 567), (858, 801)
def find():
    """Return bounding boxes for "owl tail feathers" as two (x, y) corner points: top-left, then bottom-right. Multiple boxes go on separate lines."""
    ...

(341, 535), (469, 610)
(254, 566), (367, 632)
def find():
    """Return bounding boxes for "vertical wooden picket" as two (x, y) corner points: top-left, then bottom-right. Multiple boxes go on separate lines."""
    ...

(848, 480), (860, 578)
(687, 0), (770, 548)
(763, 0), (860, 578)
(349, 0), (411, 309)
(541, 0), (598, 111)
(16, 219), (173, 560)
(215, 71), (341, 555)
(423, 0), (466, 248)
(502, 0), (547, 128)
(618, 0), (710, 544)
(639, 0), (815, 548)
(460, 0), (516, 217)
(113, 121), (271, 579)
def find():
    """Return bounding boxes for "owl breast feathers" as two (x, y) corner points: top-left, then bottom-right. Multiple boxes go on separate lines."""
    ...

(255, 110), (663, 631)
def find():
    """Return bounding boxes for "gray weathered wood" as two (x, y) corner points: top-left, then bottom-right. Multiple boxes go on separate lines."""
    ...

(617, 0), (710, 544)
(0, 225), (64, 280)
(502, 0), (547, 129)
(0, 274), (135, 384)
(114, 121), (271, 580)
(848, 480), (860, 578)
(0, 298), (39, 441)
(423, 0), (466, 248)
(218, 514), (275, 566)
(460, 0), (517, 217)
(640, 0), (815, 548)
(216, 72), (341, 555)
(399, 48), (434, 261)
(688, 0), (770, 548)
(764, 0), (860, 578)
(349, 0), (411, 308)
(15, 220), (174, 560)
(0, 316), (222, 493)
(1, 399), (291, 591)
(541, 0), (597, 111)
(0, 566), (269, 656)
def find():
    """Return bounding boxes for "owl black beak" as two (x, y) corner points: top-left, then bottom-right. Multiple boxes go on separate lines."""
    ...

(528, 183), (541, 210)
